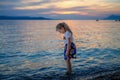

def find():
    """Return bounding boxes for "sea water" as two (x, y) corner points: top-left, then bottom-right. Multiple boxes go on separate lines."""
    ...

(0, 20), (120, 80)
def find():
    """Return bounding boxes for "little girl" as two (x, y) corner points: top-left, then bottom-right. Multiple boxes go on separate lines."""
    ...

(56, 22), (76, 75)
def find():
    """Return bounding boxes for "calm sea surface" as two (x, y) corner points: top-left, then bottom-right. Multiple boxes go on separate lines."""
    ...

(0, 20), (120, 80)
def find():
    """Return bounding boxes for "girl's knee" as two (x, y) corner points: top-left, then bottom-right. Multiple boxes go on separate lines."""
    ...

(66, 58), (70, 62)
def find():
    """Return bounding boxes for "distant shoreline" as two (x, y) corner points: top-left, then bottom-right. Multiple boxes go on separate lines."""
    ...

(0, 19), (119, 21)
(0, 16), (53, 20)
(0, 15), (120, 20)
(0, 19), (120, 22)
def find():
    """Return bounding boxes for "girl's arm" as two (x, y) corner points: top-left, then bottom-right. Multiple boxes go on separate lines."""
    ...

(66, 38), (71, 56)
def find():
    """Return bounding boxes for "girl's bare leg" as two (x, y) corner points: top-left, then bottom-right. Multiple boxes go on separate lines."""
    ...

(66, 57), (72, 74)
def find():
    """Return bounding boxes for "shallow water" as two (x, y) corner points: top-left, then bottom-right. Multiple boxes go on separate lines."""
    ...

(0, 20), (120, 80)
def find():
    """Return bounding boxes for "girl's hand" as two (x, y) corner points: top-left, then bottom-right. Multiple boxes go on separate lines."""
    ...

(66, 53), (70, 59)
(66, 51), (72, 59)
(66, 52), (69, 57)
(66, 51), (70, 57)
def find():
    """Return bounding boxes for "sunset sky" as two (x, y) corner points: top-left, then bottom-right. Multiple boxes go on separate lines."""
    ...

(0, 0), (120, 19)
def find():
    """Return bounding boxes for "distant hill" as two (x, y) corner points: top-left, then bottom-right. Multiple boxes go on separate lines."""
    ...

(0, 16), (52, 20)
(104, 15), (120, 20)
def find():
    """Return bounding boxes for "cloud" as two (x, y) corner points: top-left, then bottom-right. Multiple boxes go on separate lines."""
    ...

(40, 11), (88, 15)
(0, 0), (120, 19)
(105, 0), (120, 3)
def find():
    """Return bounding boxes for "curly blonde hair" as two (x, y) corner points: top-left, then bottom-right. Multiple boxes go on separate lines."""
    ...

(56, 22), (73, 35)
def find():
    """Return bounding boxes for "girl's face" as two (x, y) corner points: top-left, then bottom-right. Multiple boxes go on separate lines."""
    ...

(58, 27), (65, 34)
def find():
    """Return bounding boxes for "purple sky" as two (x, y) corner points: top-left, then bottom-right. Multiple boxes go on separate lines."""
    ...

(0, 0), (120, 19)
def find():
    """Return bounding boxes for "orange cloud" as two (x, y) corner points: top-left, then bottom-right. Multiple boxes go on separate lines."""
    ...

(20, 0), (43, 4)
(14, 5), (47, 10)
(14, 0), (100, 10)
(13, 0), (120, 16)
(40, 11), (88, 15)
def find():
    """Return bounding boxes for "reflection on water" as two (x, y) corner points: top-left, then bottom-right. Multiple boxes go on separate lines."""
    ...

(0, 20), (120, 80)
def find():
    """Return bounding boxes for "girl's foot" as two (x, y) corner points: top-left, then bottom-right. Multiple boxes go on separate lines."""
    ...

(65, 71), (71, 75)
